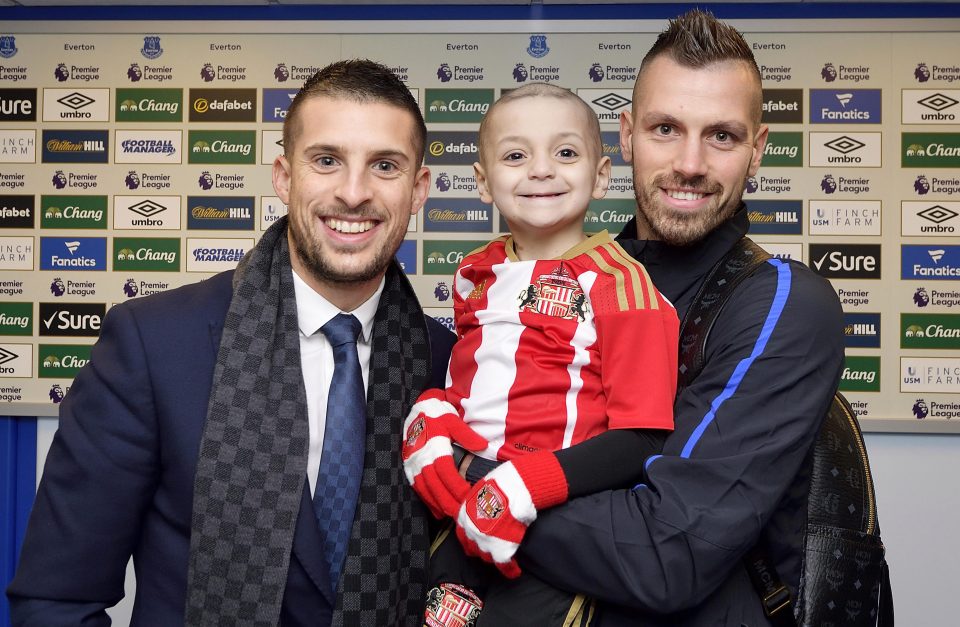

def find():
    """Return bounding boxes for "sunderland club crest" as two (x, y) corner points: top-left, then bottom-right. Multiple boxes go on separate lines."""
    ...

(425, 583), (482, 627)
(141, 35), (162, 59)
(475, 484), (505, 520)
(527, 34), (549, 58)
(519, 264), (588, 321)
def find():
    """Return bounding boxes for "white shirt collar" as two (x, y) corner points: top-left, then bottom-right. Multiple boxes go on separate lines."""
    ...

(291, 268), (383, 342)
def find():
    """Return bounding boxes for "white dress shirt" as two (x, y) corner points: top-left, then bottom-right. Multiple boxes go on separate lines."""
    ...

(292, 269), (384, 496)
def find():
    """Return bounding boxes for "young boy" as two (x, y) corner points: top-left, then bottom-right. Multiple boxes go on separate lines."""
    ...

(402, 83), (679, 626)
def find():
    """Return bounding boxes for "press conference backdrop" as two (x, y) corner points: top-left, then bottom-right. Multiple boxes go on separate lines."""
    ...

(1, 12), (960, 433)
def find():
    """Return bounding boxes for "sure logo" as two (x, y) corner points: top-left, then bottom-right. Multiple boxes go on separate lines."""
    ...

(38, 302), (104, 337)
(808, 244), (881, 279)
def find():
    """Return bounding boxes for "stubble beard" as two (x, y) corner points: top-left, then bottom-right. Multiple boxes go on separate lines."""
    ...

(633, 173), (744, 246)
(288, 204), (403, 285)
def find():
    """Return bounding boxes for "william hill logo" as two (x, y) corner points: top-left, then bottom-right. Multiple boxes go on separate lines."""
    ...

(422, 199), (491, 233)
(41, 130), (108, 164)
(186, 196), (255, 230)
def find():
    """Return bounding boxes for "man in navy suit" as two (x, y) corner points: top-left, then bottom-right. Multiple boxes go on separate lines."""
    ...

(7, 60), (454, 627)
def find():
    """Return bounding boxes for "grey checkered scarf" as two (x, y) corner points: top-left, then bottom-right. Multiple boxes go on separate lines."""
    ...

(186, 216), (432, 626)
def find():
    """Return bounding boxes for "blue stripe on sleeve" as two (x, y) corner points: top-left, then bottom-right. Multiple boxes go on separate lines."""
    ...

(678, 259), (792, 459)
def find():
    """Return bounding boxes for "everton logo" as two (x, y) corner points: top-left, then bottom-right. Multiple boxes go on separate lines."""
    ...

(476, 484), (505, 520)
(519, 264), (588, 321)
(527, 34), (549, 59)
(0, 35), (17, 59)
(141, 35), (162, 59)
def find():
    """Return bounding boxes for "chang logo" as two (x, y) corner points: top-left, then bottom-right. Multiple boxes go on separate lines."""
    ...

(912, 399), (929, 419)
(821, 174), (837, 194)
(43, 355), (60, 368)
(513, 63), (528, 83)
(117, 248), (135, 261)
(45, 207), (62, 219)
(435, 173), (451, 192)
(49, 384), (65, 404)
(821, 63), (837, 82)
(434, 282), (451, 302)
(914, 287), (930, 307)
(437, 63), (453, 83)
(50, 277), (65, 297)
(200, 63), (215, 82)
(906, 144), (926, 156)
(52, 170), (67, 189)
(54, 63), (69, 82)
(123, 278), (139, 298)
(198, 170), (214, 190)
(915, 63), (931, 83)
(905, 324), (926, 337)
(588, 63), (604, 82)
(274, 63), (289, 82)
(915, 175), (931, 195)
(744, 177), (759, 194)
(127, 63), (143, 82)
(125, 170), (141, 190)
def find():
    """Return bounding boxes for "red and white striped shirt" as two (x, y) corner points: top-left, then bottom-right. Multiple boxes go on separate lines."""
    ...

(444, 231), (678, 462)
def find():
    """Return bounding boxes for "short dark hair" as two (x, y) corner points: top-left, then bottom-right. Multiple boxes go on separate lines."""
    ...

(283, 59), (426, 163)
(641, 9), (762, 124)
(478, 83), (602, 161)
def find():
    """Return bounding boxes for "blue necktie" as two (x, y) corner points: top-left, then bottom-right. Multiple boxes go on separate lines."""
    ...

(313, 313), (366, 593)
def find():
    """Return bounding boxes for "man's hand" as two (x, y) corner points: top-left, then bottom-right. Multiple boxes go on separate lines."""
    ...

(402, 389), (488, 519)
(455, 451), (568, 579)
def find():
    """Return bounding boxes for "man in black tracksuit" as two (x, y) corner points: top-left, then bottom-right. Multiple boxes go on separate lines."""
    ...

(512, 11), (845, 625)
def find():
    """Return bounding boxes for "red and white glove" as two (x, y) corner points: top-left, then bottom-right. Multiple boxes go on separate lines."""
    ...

(455, 451), (568, 579)
(402, 389), (488, 519)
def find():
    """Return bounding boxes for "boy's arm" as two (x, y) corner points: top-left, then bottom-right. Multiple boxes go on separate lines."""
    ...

(555, 427), (668, 497)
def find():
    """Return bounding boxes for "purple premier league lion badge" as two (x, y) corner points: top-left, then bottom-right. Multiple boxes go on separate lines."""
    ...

(519, 264), (588, 321)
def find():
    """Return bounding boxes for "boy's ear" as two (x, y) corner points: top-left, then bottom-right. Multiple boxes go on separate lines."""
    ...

(592, 155), (612, 200)
(474, 161), (494, 204)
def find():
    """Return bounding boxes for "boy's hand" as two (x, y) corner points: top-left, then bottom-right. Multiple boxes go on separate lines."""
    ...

(455, 451), (568, 579)
(401, 389), (488, 519)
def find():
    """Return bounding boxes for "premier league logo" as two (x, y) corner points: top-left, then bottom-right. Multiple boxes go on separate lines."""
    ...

(274, 63), (289, 82)
(123, 278), (139, 298)
(50, 277), (66, 297)
(435, 173), (451, 192)
(915, 63), (931, 83)
(589, 63), (604, 83)
(913, 287), (930, 308)
(54, 63), (70, 82)
(527, 34), (549, 59)
(0, 35), (17, 59)
(127, 63), (143, 82)
(434, 282), (451, 302)
(744, 177), (759, 194)
(200, 63), (216, 82)
(437, 63), (453, 83)
(912, 399), (929, 419)
(513, 63), (528, 83)
(821, 63), (837, 82)
(125, 171), (141, 190)
(198, 171), (214, 190)
(821, 174), (837, 194)
(52, 170), (67, 189)
(141, 35), (162, 59)
(915, 175), (930, 195)
(49, 384), (65, 404)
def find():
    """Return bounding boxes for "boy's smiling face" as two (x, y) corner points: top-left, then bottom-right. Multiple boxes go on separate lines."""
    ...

(475, 95), (611, 259)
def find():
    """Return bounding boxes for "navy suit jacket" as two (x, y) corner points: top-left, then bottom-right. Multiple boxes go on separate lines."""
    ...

(7, 270), (454, 626)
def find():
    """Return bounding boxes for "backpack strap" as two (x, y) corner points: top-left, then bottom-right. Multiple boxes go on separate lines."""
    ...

(677, 236), (771, 390)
